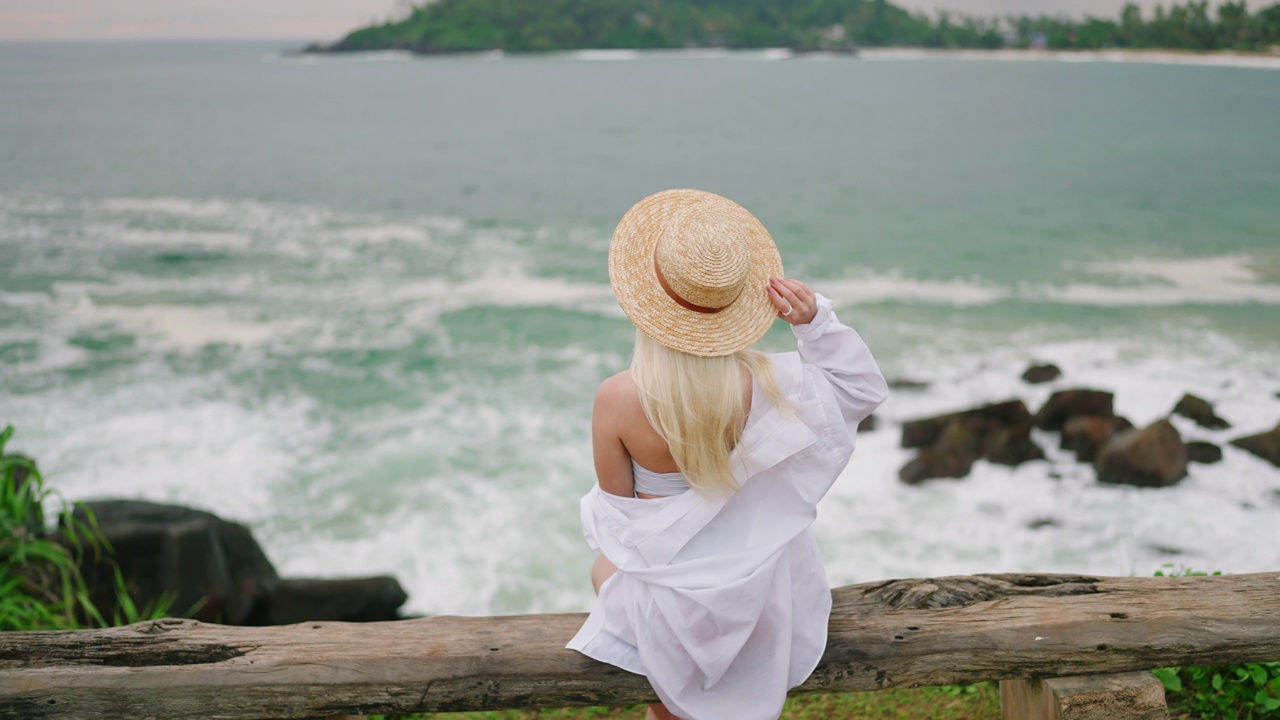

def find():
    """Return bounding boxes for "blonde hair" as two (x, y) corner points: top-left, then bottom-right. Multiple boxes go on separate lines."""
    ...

(631, 330), (791, 498)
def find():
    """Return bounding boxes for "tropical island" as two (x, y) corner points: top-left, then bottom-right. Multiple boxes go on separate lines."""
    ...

(310, 0), (1280, 55)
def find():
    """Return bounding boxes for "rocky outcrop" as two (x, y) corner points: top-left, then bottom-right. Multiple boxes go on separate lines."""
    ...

(899, 401), (1043, 484)
(1172, 394), (1231, 430)
(901, 400), (1032, 449)
(1034, 390), (1114, 431)
(1186, 441), (1223, 464)
(1060, 415), (1133, 463)
(1095, 420), (1189, 488)
(1230, 424), (1280, 467)
(69, 501), (407, 626)
(247, 577), (409, 626)
(1021, 363), (1062, 384)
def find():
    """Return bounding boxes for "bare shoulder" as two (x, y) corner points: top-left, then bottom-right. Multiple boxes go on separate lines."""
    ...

(595, 370), (637, 406)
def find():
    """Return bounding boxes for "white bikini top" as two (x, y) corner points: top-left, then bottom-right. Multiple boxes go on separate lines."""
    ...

(631, 459), (689, 497)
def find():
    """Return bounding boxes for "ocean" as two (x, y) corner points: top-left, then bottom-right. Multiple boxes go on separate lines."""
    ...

(1, 41), (1278, 616)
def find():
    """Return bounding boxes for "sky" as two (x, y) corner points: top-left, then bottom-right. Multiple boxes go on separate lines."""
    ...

(0, 0), (1261, 42)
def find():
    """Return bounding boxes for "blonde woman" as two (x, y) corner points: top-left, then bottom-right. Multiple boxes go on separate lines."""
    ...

(567, 190), (888, 720)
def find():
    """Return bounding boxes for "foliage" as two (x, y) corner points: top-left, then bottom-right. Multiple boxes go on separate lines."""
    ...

(327, 0), (1280, 54)
(1151, 565), (1280, 719)
(369, 682), (1001, 719)
(0, 425), (172, 632)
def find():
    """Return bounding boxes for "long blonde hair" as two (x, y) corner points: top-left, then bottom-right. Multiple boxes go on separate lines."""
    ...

(631, 330), (791, 498)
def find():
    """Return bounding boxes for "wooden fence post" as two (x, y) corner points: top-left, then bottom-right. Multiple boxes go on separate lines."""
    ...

(1000, 672), (1169, 720)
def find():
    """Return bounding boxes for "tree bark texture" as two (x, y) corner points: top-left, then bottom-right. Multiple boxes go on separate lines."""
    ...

(1, 572), (1277, 719)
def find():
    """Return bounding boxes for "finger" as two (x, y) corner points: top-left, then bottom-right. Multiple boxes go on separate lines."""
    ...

(768, 275), (798, 303)
(766, 284), (791, 315)
(779, 278), (813, 304)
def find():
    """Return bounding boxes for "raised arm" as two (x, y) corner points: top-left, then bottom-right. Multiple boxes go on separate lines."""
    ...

(768, 278), (889, 432)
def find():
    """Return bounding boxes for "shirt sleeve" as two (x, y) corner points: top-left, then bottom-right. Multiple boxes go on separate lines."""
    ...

(790, 293), (889, 434)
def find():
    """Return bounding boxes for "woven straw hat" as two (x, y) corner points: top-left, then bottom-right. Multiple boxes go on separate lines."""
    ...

(609, 189), (783, 357)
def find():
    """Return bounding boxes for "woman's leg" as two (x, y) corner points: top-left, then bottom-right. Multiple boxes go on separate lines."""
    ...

(590, 557), (681, 720)
(591, 554), (617, 594)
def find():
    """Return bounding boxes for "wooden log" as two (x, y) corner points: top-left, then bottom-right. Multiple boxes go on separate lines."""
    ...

(1001, 672), (1168, 720)
(1, 572), (1278, 719)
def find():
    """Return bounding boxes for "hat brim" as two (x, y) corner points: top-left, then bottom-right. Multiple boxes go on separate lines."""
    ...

(609, 189), (784, 357)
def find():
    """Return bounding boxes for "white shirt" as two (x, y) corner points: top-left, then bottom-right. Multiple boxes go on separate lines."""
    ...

(567, 295), (888, 720)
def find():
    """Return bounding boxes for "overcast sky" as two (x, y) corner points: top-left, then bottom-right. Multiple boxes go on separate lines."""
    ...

(0, 0), (1261, 42)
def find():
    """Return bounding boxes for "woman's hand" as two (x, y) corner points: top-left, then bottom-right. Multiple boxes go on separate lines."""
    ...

(768, 277), (818, 325)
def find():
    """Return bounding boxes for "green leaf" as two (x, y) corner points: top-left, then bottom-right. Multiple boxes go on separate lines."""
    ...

(1153, 667), (1183, 692)
(1212, 673), (1224, 690)
(1253, 665), (1269, 686)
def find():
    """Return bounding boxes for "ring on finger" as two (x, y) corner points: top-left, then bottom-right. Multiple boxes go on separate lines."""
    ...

(781, 304), (793, 316)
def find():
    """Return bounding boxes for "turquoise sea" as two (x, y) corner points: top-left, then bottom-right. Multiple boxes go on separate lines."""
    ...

(1, 42), (1278, 615)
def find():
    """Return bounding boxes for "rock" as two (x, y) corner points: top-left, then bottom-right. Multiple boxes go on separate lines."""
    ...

(68, 500), (408, 626)
(1021, 363), (1062, 384)
(1034, 389), (1114, 431)
(858, 414), (877, 433)
(1027, 517), (1059, 530)
(984, 422), (1045, 466)
(70, 501), (280, 625)
(247, 577), (408, 625)
(1186, 440), (1223, 464)
(901, 400), (1032, 449)
(1095, 420), (1188, 488)
(888, 378), (930, 391)
(1230, 424), (1280, 467)
(1060, 415), (1132, 463)
(898, 418), (982, 484)
(1171, 393), (1231, 430)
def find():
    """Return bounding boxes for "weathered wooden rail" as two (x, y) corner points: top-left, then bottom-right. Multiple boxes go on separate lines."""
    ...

(1, 572), (1278, 719)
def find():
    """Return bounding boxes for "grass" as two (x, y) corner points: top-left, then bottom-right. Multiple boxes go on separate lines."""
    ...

(373, 683), (1001, 720)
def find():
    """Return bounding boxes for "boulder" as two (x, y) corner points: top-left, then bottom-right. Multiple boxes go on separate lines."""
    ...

(984, 422), (1045, 466)
(247, 577), (408, 625)
(1171, 394), (1230, 430)
(1230, 424), (1280, 467)
(70, 501), (280, 625)
(899, 412), (1044, 484)
(1186, 441), (1223, 464)
(899, 418), (983, 484)
(1021, 363), (1062, 384)
(1095, 420), (1189, 488)
(901, 400), (1032, 449)
(68, 500), (409, 626)
(1034, 389), (1114, 431)
(1060, 415), (1133, 463)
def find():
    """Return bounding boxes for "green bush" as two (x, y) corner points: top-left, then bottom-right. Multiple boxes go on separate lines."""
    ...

(0, 425), (171, 631)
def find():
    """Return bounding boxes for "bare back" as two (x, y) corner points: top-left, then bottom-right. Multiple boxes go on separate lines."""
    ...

(592, 369), (752, 499)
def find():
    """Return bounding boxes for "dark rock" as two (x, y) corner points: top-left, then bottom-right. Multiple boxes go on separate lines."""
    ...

(1186, 441), (1223, 464)
(888, 378), (930, 391)
(984, 422), (1045, 466)
(1021, 363), (1062, 384)
(901, 400), (1032, 449)
(68, 500), (408, 626)
(70, 501), (280, 625)
(1060, 415), (1132, 463)
(1095, 420), (1189, 488)
(1172, 394), (1231, 430)
(858, 414), (877, 433)
(1027, 517), (1060, 530)
(1229, 423), (1280, 467)
(1034, 389), (1114, 431)
(1146, 543), (1184, 556)
(248, 577), (408, 625)
(899, 418), (982, 484)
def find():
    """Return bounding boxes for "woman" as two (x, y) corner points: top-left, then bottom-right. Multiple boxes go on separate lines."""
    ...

(567, 189), (888, 720)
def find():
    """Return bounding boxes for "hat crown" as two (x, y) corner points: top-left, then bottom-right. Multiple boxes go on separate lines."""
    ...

(654, 200), (752, 311)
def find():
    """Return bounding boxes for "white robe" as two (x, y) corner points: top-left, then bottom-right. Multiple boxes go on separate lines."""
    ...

(567, 295), (888, 720)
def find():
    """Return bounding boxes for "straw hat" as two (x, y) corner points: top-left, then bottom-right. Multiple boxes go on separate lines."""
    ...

(609, 189), (783, 357)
